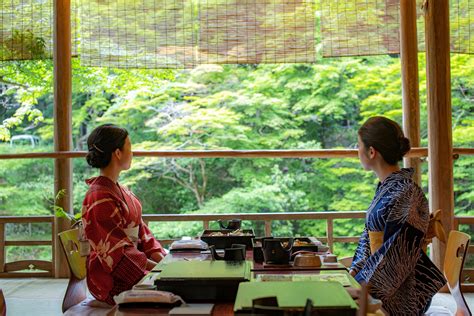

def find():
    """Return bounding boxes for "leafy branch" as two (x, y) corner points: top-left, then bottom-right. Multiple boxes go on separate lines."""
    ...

(53, 189), (81, 225)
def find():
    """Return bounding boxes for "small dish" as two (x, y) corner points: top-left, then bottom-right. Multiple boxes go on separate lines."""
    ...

(293, 253), (322, 267)
(133, 284), (157, 290)
(323, 254), (338, 263)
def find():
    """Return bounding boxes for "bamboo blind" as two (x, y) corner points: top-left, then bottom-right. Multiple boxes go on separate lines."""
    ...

(198, 0), (315, 64)
(451, 0), (474, 53)
(79, 0), (315, 68)
(79, 0), (197, 68)
(0, 0), (53, 60)
(0, 0), (473, 65)
(321, 0), (473, 57)
(320, 0), (401, 57)
(0, 0), (78, 61)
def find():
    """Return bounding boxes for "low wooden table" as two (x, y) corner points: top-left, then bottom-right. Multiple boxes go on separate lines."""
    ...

(116, 250), (360, 316)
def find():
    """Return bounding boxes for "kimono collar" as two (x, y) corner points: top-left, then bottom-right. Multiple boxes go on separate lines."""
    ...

(378, 168), (414, 188)
(85, 176), (122, 194)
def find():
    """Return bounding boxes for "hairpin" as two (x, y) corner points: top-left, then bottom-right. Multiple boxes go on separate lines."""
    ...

(93, 144), (104, 153)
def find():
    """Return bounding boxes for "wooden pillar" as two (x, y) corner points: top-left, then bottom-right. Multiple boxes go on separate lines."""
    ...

(424, 0), (454, 268)
(400, 0), (421, 185)
(53, 0), (73, 278)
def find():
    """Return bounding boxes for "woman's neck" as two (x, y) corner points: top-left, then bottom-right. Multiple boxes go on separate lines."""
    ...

(100, 165), (121, 183)
(374, 164), (400, 183)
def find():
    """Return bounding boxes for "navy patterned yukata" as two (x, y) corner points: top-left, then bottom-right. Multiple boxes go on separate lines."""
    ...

(350, 168), (446, 315)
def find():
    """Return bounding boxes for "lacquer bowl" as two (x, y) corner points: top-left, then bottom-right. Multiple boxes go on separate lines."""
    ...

(293, 253), (322, 267)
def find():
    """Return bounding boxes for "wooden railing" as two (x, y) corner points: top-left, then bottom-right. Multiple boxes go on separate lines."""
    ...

(0, 216), (54, 278)
(0, 147), (472, 160)
(142, 211), (367, 253)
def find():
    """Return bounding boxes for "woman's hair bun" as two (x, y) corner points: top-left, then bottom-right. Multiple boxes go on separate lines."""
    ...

(86, 150), (111, 169)
(399, 136), (411, 158)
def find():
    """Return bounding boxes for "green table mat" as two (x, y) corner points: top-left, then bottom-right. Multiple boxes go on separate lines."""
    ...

(234, 281), (358, 311)
(158, 260), (252, 280)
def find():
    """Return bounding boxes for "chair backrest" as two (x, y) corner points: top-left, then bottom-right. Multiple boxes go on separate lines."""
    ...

(59, 228), (88, 313)
(0, 289), (6, 316)
(59, 228), (87, 280)
(443, 230), (471, 316)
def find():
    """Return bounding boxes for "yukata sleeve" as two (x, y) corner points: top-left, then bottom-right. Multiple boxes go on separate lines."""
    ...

(138, 219), (166, 257)
(350, 227), (371, 274)
(354, 186), (429, 299)
(82, 192), (148, 285)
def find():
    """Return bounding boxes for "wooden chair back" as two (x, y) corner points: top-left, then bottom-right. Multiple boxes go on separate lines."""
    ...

(0, 289), (6, 316)
(59, 228), (88, 313)
(444, 230), (471, 316)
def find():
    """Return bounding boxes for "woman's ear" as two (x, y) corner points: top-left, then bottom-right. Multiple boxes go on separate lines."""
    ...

(114, 148), (122, 160)
(368, 146), (376, 159)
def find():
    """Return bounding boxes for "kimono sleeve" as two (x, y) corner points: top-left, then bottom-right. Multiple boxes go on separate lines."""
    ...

(354, 186), (427, 301)
(138, 219), (166, 257)
(82, 193), (148, 283)
(350, 227), (371, 274)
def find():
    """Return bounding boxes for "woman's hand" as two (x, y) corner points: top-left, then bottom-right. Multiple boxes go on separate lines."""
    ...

(151, 251), (165, 263)
(349, 269), (357, 277)
(146, 259), (158, 271)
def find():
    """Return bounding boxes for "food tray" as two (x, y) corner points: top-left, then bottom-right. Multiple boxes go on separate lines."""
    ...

(252, 237), (322, 263)
(199, 229), (255, 249)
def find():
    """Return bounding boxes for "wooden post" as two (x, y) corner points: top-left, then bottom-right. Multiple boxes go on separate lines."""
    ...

(400, 0), (421, 185)
(0, 224), (5, 273)
(424, 0), (454, 268)
(53, 0), (73, 278)
(327, 219), (334, 253)
(264, 221), (272, 237)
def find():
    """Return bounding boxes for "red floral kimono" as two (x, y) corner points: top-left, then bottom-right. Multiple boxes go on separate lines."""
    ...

(82, 176), (165, 305)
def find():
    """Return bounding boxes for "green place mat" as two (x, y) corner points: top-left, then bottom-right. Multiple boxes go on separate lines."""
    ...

(320, 270), (360, 289)
(234, 281), (358, 311)
(152, 254), (209, 271)
(255, 273), (352, 286)
(158, 260), (251, 280)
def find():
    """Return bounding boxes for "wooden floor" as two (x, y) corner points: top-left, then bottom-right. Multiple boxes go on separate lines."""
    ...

(0, 278), (472, 315)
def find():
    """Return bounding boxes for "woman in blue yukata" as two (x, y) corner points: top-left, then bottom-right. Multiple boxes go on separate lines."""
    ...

(349, 116), (446, 315)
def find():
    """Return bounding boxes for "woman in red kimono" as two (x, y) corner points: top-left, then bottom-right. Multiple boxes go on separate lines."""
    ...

(82, 124), (165, 305)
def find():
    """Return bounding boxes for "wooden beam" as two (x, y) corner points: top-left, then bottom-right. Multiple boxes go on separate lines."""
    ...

(0, 224), (4, 273)
(0, 216), (53, 224)
(0, 272), (53, 278)
(400, 0), (421, 185)
(4, 241), (52, 247)
(53, 0), (73, 278)
(424, 0), (454, 268)
(4, 260), (53, 273)
(0, 147), (472, 160)
(142, 211), (367, 222)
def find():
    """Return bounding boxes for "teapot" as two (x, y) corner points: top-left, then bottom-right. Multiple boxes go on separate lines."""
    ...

(209, 244), (246, 261)
(262, 238), (293, 264)
(217, 219), (242, 230)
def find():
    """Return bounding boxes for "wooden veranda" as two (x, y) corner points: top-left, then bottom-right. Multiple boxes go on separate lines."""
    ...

(0, 0), (472, 291)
